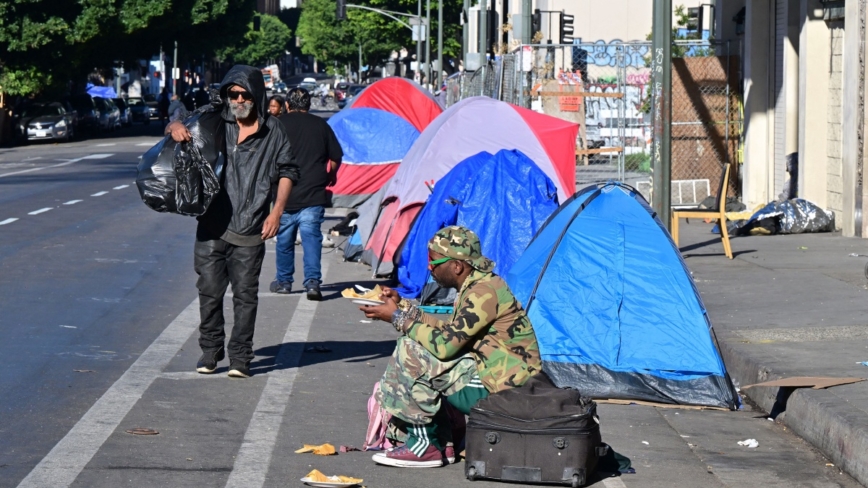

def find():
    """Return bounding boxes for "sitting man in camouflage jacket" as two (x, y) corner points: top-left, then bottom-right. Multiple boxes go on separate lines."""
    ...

(360, 226), (541, 468)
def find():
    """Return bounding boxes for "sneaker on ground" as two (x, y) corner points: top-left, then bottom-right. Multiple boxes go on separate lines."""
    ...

(444, 445), (456, 464)
(269, 280), (291, 294)
(196, 349), (225, 374)
(305, 279), (322, 301)
(227, 360), (251, 378)
(372, 445), (447, 468)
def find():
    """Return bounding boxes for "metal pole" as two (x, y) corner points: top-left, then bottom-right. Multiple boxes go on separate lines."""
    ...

(173, 40), (178, 95)
(479, 0), (488, 64)
(359, 42), (363, 83)
(426, 0), (431, 87)
(521, 0), (531, 44)
(416, 0), (421, 82)
(437, 0), (443, 87)
(651, 0), (672, 230)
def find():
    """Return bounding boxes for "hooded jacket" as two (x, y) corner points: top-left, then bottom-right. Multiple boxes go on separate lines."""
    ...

(196, 65), (300, 246)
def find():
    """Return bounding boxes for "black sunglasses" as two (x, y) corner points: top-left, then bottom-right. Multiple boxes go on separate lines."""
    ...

(228, 90), (254, 101)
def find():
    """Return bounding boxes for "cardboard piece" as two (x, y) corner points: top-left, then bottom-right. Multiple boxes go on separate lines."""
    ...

(597, 398), (728, 411)
(740, 377), (866, 390)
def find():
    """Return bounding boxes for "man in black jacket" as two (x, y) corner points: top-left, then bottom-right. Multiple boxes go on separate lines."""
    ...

(270, 88), (343, 300)
(166, 65), (300, 378)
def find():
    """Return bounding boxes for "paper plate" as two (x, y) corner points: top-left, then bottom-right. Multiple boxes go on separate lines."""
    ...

(300, 477), (362, 487)
(351, 298), (384, 306)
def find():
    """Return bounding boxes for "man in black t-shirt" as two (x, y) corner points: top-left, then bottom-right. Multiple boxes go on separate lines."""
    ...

(270, 88), (343, 300)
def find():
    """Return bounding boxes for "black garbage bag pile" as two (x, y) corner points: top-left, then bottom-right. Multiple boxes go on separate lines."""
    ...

(728, 198), (835, 236)
(136, 104), (225, 216)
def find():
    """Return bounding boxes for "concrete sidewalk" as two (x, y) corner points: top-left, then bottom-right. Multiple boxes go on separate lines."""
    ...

(677, 220), (868, 486)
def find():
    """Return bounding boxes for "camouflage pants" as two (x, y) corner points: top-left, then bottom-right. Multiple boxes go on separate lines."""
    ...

(376, 336), (477, 426)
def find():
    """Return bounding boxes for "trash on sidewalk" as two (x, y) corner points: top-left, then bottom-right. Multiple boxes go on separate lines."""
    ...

(726, 198), (835, 236)
(125, 428), (159, 435)
(741, 376), (866, 390)
(641, 441), (649, 445)
(737, 439), (759, 448)
(295, 443), (337, 456)
(301, 469), (363, 487)
(339, 445), (361, 452)
(857, 362), (868, 367)
(73, 369), (96, 373)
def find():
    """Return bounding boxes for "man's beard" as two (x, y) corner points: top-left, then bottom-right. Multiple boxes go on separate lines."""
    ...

(230, 101), (254, 119)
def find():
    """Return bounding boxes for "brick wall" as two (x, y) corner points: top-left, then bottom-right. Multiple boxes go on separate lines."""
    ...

(827, 20), (844, 227)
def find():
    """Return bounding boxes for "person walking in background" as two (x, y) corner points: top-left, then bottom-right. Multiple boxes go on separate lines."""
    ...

(167, 94), (188, 123)
(165, 65), (299, 378)
(270, 88), (343, 300)
(158, 87), (170, 126)
(268, 95), (284, 117)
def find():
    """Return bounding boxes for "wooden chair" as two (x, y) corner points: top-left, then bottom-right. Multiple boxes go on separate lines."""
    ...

(670, 163), (733, 259)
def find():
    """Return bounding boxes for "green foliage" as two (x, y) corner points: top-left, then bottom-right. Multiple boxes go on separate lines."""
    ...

(296, 0), (463, 69)
(625, 152), (651, 173)
(217, 14), (292, 66)
(0, 0), (256, 96)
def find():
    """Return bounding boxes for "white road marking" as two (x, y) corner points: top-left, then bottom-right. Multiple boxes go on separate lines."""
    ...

(136, 142), (159, 146)
(224, 260), (331, 488)
(94, 143), (115, 147)
(0, 218), (18, 226)
(0, 154), (114, 179)
(602, 477), (628, 488)
(16, 299), (200, 488)
(62, 200), (83, 205)
(112, 184), (129, 190)
(28, 208), (53, 215)
(90, 191), (108, 197)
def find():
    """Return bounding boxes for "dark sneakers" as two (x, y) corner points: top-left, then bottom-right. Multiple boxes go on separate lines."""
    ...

(227, 359), (251, 378)
(196, 349), (225, 374)
(269, 280), (292, 294)
(305, 279), (322, 301)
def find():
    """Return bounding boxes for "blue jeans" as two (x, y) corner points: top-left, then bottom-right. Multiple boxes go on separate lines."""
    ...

(275, 206), (325, 286)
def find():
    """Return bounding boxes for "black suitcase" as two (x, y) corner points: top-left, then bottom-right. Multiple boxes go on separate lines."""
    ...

(464, 374), (607, 487)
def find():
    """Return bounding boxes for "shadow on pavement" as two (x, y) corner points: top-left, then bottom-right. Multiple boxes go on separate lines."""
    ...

(250, 339), (395, 374)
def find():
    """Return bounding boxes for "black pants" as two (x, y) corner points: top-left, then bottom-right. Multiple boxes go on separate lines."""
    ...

(194, 238), (265, 362)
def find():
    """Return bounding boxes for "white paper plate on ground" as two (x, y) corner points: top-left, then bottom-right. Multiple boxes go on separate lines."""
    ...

(300, 477), (362, 487)
(351, 298), (384, 306)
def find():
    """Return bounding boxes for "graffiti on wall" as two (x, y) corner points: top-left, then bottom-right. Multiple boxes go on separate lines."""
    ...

(574, 39), (650, 68)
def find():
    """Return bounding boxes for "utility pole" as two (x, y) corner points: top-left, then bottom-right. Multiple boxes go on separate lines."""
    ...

(437, 0), (443, 87)
(172, 40), (178, 95)
(425, 0), (431, 87)
(479, 0), (488, 63)
(521, 0), (531, 44)
(358, 42), (363, 83)
(462, 0), (470, 66)
(651, 0), (672, 229)
(416, 0), (421, 82)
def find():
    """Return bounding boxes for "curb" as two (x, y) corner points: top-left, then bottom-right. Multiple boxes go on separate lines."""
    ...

(717, 337), (868, 485)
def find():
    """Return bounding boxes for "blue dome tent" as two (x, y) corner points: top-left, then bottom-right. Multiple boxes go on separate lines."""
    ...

(506, 182), (738, 409)
(396, 149), (558, 298)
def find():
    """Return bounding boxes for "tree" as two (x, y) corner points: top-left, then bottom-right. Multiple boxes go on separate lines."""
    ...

(217, 14), (293, 66)
(0, 0), (256, 96)
(295, 0), (463, 73)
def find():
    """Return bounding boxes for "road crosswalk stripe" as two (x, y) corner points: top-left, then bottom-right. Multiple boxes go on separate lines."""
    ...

(0, 218), (18, 225)
(90, 191), (108, 197)
(27, 208), (52, 215)
(224, 259), (331, 488)
(16, 299), (200, 488)
(112, 184), (129, 190)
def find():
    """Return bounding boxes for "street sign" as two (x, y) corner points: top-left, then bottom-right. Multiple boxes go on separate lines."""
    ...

(172, 67), (180, 80)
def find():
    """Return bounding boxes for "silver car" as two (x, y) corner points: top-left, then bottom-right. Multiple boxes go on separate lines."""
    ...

(19, 103), (75, 142)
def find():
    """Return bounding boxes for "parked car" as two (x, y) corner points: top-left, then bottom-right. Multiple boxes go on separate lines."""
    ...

(273, 82), (287, 94)
(126, 97), (151, 124)
(143, 93), (159, 119)
(93, 97), (120, 131)
(18, 103), (76, 142)
(68, 94), (101, 135)
(336, 84), (365, 109)
(113, 98), (132, 127)
(299, 77), (318, 92)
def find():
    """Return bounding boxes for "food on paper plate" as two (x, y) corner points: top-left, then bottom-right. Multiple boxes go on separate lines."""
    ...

(341, 285), (383, 300)
(295, 443), (337, 455)
(303, 468), (363, 485)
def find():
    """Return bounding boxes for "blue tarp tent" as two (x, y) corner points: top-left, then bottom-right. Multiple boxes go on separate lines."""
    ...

(86, 84), (118, 99)
(396, 149), (558, 298)
(506, 182), (738, 409)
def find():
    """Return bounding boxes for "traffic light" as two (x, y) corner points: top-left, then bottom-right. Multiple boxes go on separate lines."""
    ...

(686, 7), (703, 35)
(560, 12), (574, 45)
(336, 0), (347, 21)
(531, 9), (542, 40)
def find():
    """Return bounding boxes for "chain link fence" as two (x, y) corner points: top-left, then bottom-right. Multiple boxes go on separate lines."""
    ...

(443, 40), (741, 205)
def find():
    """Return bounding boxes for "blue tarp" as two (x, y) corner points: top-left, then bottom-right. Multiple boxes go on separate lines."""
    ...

(506, 183), (738, 409)
(86, 84), (118, 99)
(328, 107), (419, 164)
(396, 149), (558, 298)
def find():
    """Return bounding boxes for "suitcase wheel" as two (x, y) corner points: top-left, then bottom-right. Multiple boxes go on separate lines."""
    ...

(467, 465), (478, 480)
(571, 473), (583, 488)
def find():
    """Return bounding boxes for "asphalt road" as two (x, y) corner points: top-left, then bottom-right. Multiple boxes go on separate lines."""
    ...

(0, 124), (862, 488)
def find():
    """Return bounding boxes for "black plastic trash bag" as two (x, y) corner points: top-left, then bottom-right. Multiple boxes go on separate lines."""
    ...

(136, 106), (225, 216)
